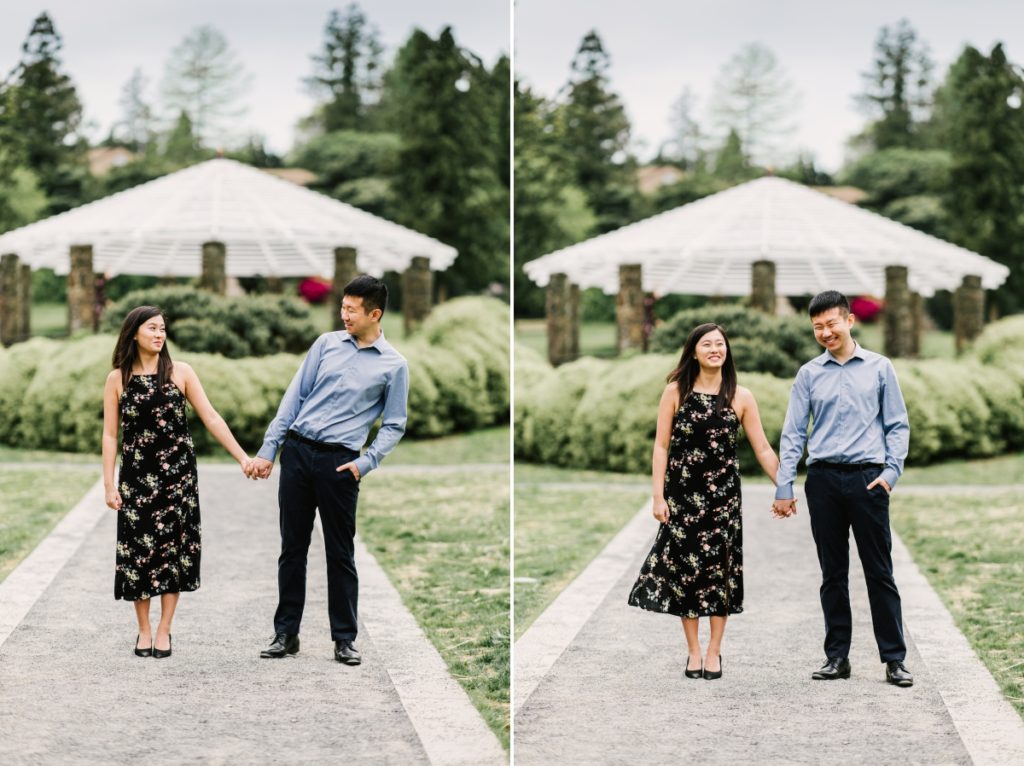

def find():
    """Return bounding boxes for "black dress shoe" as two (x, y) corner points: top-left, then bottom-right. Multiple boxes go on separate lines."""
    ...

(703, 655), (723, 680)
(684, 657), (702, 679)
(260, 633), (300, 658)
(812, 657), (851, 680)
(134, 634), (153, 658)
(153, 634), (172, 659)
(886, 660), (914, 687)
(334, 640), (361, 665)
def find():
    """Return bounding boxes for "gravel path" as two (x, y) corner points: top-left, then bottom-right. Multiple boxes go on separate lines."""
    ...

(514, 483), (1021, 766)
(0, 469), (501, 765)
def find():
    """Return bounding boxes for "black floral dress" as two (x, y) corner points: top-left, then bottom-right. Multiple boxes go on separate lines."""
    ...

(114, 374), (201, 601)
(628, 391), (743, 618)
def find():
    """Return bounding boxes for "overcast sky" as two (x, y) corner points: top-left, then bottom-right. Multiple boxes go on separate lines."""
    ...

(515, 0), (1024, 171)
(0, 1), (509, 155)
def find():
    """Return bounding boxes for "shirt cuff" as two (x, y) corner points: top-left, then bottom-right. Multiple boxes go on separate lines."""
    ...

(880, 468), (900, 490)
(353, 455), (374, 478)
(256, 443), (278, 463)
(775, 483), (795, 500)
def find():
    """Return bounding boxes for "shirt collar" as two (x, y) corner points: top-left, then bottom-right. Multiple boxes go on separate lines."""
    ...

(341, 329), (388, 353)
(818, 341), (866, 366)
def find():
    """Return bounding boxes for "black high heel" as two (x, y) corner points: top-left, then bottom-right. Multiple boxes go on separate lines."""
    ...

(134, 634), (153, 658)
(684, 657), (703, 679)
(153, 634), (172, 659)
(703, 655), (722, 680)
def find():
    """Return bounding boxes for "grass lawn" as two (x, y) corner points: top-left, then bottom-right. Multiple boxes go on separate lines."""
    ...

(514, 461), (647, 638)
(387, 426), (509, 466)
(891, 490), (1024, 720)
(359, 465), (510, 746)
(29, 302), (68, 338)
(900, 452), (1024, 486)
(0, 468), (99, 582)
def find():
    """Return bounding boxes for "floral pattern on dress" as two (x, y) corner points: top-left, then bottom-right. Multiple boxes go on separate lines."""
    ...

(627, 391), (743, 618)
(114, 374), (201, 601)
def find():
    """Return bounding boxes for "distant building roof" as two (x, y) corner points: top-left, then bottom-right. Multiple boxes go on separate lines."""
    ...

(636, 165), (686, 195)
(813, 185), (868, 205)
(87, 147), (136, 176)
(261, 167), (318, 187)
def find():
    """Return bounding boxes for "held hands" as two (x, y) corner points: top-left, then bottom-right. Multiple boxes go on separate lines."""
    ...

(771, 498), (797, 519)
(336, 461), (361, 481)
(105, 485), (122, 511)
(652, 497), (669, 524)
(244, 456), (274, 480)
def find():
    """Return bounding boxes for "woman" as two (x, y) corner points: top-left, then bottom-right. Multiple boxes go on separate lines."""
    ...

(102, 306), (252, 658)
(627, 323), (785, 679)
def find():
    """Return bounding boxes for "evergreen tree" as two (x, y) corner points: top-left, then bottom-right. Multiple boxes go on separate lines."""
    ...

(661, 87), (705, 170)
(713, 128), (753, 182)
(858, 19), (934, 150)
(306, 4), (384, 132)
(388, 28), (508, 296)
(514, 83), (596, 316)
(556, 31), (637, 232)
(114, 68), (155, 151)
(942, 44), (1024, 314)
(710, 43), (800, 166)
(161, 25), (251, 148)
(163, 110), (205, 165)
(1, 12), (86, 214)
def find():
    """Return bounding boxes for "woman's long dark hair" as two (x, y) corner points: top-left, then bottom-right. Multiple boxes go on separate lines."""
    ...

(667, 323), (737, 416)
(112, 306), (174, 389)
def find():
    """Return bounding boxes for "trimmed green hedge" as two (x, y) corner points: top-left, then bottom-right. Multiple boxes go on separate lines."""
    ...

(516, 316), (1024, 474)
(0, 297), (508, 454)
(101, 287), (318, 358)
(652, 305), (820, 377)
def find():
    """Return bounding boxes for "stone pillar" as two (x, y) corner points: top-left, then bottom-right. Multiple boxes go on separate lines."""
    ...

(545, 273), (571, 366)
(568, 283), (580, 361)
(909, 291), (923, 358)
(68, 245), (95, 334)
(616, 264), (645, 354)
(200, 241), (226, 294)
(332, 246), (359, 331)
(0, 253), (19, 346)
(954, 275), (984, 355)
(401, 256), (433, 336)
(18, 263), (31, 342)
(750, 260), (777, 315)
(884, 265), (913, 358)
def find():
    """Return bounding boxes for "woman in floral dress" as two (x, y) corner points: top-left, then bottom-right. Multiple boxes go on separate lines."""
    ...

(102, 306), (253, 658)
(628, 323), (784, 679)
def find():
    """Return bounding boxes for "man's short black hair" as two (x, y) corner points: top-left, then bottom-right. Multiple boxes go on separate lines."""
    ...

(343, 275), (388, 315)
(808, 290), (850, 318)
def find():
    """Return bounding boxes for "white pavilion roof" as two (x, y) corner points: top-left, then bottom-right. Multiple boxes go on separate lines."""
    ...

(0, 158), (457, 277)
(524, 176), (1009, 297)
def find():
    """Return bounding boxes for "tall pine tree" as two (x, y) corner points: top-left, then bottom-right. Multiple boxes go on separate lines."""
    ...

(2, 12), (86, 214)
(388, 28), (508, 296)
(556, 31), (637, 232)
(858, 19), (934, 150)
(306, 4), (384, 132)
(943, 44), (1024, 314)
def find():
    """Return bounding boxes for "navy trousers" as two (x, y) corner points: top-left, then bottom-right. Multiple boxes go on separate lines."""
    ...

(805, 464), (906, 663)
(273, 439), (361, 641)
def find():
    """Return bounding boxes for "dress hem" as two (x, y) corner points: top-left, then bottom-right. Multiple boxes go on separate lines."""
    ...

(627, 599), (743, 619)
(115, 584), (199, 602)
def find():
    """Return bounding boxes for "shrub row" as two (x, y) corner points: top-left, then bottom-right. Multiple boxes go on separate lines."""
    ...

(651, 305), (820, 378)
(516, 315), (1024, 475)
(101, 287), (319, 358)
(0, 297), (508, 454)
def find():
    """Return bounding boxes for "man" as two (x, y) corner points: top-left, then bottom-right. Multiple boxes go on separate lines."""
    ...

(772, 290), (913, 688)
(248, 275), (409, 665)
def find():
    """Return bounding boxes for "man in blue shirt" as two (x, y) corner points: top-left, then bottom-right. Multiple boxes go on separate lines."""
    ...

(248, 276), (409, 665)
(772, 290), (913, 688)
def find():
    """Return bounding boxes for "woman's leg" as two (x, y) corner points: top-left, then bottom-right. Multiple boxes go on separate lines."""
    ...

(155, 592), (180, 650)
(705, 616), (727, 671)
(681, 617), (702, 669)
(134, 598), (152, 649)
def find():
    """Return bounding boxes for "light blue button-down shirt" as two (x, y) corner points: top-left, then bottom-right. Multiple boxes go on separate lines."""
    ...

(775, 343), (910, 500)
(257, 330), (409, 477)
